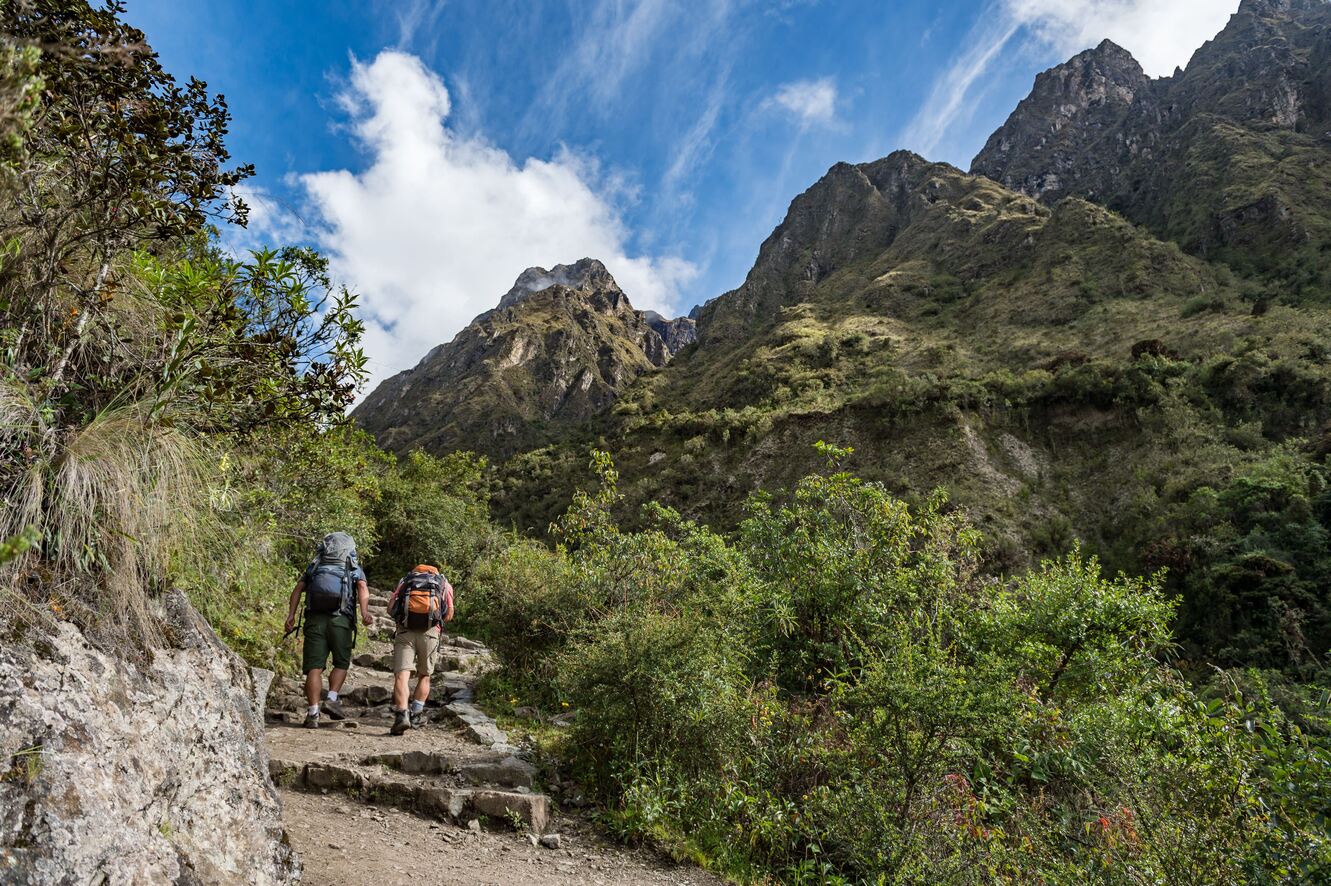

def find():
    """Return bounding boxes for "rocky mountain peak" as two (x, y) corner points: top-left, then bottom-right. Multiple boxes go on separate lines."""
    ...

(354, 257), (684, 457)
(1237, 0), (1326, 16)
(970, 40), (1149, 201)
(972, 0), (1331, 290)
(497, 257), (620, 309)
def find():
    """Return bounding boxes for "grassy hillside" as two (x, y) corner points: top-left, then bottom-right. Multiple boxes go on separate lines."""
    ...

(353, 262), (669, 458)
(490, 158), (1331, 672)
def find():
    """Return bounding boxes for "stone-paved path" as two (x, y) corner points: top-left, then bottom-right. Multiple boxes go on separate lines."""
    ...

(264, 587), (722, 885)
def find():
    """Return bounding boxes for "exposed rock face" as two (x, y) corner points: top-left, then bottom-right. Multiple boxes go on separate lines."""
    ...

(496, 257), (622, 310)
(972, 0), (1331, 280)
(641, 310), (697, 353)
(695, 150), (1045, 342)
(969, 39), (1151, 204)
(353, 259), (672, 457)
(0, 591), (297, 885)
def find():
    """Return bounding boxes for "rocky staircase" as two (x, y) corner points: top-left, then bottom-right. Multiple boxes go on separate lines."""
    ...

(264, 586), (549, 833)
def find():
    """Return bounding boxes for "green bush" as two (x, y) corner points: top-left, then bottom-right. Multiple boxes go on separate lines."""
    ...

(468, 449), (1331, 882)
(369, 449), (496, 584)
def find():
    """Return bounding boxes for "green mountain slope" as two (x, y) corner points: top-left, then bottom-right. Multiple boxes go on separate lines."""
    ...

(490, 154), (1331, 671)
(972, 0), (1331, 297)
(352, 259), (672, 458)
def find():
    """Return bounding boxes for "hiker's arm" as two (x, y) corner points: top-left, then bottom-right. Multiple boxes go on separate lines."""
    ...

(443, 579), (455, 623)
(284, 580), (304, 632)
(357, 580), (374, 626)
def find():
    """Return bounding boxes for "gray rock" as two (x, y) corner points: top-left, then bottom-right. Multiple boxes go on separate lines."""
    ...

(539, 833), (563, 850)
(249, 667), (275, 721)
(0, 590), (298, 884)
(460, 756), (537, 789)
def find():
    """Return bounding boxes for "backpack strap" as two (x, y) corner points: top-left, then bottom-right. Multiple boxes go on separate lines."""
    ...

(344, 555), (358, 644)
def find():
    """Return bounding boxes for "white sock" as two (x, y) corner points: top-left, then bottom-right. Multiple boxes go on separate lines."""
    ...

(307, 704), (320, 716)
(326, 691), (339, 702)
(409, 700), (424, 714)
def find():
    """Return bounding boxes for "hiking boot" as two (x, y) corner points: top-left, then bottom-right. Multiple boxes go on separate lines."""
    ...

(390, 710), (411, 735)
(323, 698), (346, 721)
(303, 711), (320, 729)
(410, 708), (426, 730)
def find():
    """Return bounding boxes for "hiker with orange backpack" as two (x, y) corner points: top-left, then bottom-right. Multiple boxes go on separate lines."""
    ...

(283, 532), (375, 728)
(386, 563), (454, 735)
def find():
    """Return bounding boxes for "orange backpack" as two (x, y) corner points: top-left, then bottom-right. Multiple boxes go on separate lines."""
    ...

(393, 567), (444, 630)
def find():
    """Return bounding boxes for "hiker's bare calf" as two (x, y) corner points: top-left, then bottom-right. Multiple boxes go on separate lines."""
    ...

(392, 668), (431, 709)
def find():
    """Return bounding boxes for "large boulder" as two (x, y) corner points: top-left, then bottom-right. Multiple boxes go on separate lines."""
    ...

(0, 591), (299, 884)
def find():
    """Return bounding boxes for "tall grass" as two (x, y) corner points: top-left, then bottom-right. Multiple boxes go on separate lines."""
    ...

(1, 388), (211, 644)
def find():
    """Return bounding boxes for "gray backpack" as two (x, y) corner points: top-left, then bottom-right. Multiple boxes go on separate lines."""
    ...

(305, 532), (358, 616)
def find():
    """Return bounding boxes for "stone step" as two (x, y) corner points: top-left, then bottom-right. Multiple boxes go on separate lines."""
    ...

(338, 675), (470, 710)
(364, 750), (537, 789)
(443, 701), (514, 752)
(352, 651), (393, 671)
(269, 758), (549, 833)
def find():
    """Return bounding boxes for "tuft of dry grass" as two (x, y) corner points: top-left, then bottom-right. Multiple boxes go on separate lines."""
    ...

(0, 391), (212, 644)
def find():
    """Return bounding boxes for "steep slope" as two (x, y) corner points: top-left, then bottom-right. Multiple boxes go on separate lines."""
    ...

(493, 153), (1331, 669)
(641, 310), (698, 352)
(972, 0), (1331, 295)
(353, 260), (671, 457)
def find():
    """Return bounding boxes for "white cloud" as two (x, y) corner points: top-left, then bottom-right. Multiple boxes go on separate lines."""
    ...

(902, 0), (1238, 160)
(295, 51), (696, 397)
(767, 77), (839, 126)
(223, 183), (310, 255)
(1007, 0), (1237, 77)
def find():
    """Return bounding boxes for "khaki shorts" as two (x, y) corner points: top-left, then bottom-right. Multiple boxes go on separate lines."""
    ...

(392, 626), (441, 677)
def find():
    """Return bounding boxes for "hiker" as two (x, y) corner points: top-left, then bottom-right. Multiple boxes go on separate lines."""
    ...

(283, 531), (375, 728)
(386, 563), (454, 735)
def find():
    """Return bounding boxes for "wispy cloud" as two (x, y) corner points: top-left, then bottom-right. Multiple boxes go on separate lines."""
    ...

(900, 14), (1021, 159)
(901, 0), (1238, 162)
(525, 0), (676, 133)
(662, 71), (731, 200)
(294, 51), (696, 397)
(390, 0), (448, 50)
(766, 77), (839, 127)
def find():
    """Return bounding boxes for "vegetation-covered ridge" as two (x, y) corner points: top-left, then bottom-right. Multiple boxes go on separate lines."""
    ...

(482, 151), (1331, 675)
(3, 2), (1329, 884)
(353, 257), (679, 459)
(972, 0), (1331, 296)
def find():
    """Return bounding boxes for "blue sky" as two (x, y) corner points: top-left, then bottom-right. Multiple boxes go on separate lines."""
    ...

(124, 0), (1239, 392)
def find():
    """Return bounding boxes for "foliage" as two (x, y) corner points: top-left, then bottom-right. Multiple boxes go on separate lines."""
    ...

(369, 449), (496, 584)
(0, 1), (366, 645)
(472, 450), (1331, 883)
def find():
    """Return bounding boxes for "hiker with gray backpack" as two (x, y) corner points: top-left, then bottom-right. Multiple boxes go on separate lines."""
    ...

(283, 532), (375, 728)
(386, 563), (454, 735)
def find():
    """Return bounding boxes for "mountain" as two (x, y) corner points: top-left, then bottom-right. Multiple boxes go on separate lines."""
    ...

(358, 1), (1331, 670)
(641, 310), (698, 353)
(972, 0), (1331, 296)
(494, 149), (1330, 668)
(353, 259), (676, 457)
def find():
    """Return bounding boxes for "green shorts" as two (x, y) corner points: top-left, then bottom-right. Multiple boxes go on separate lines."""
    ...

(302, 612), (354, 673)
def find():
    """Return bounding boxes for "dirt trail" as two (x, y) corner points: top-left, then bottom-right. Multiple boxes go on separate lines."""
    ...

(265, 588), (721, 886)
